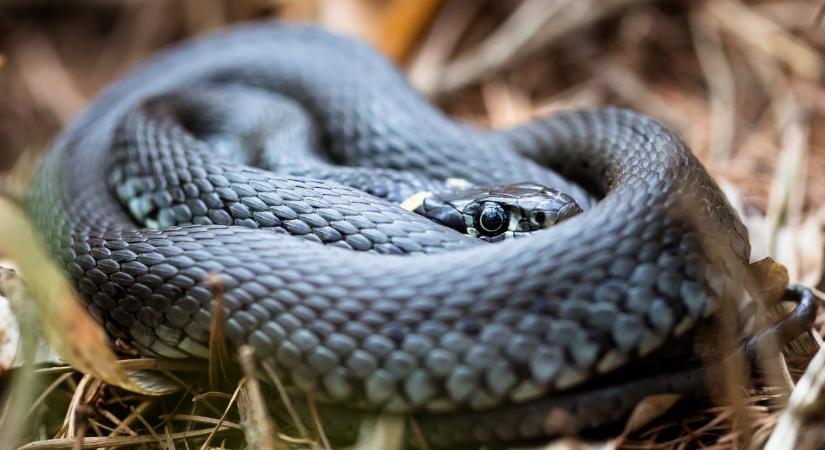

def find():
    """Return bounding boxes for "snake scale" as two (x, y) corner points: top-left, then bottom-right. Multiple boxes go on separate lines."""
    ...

(30, 23), (754, 447)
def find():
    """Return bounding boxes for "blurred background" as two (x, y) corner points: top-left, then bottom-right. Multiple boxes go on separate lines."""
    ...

(2, 0), (825, 290)
(1, 1), (825, 448)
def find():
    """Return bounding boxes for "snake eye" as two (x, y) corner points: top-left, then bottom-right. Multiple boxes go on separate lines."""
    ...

(476, 203), (508, 236)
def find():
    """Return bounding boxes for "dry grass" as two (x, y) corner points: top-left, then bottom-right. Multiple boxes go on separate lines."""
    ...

(1, 0), (825, 448)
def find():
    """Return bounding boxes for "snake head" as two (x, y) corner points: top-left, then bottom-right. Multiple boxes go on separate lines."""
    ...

(415, 182), (582, 242)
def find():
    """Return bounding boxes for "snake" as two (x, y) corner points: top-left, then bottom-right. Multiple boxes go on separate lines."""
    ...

(29, 23), (761, 447)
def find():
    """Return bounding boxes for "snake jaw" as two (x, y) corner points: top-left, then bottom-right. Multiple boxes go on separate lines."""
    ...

(464, 226), (514, 242)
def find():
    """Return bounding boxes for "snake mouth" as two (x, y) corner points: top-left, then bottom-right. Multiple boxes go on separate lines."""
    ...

(466, 228), (515, 242)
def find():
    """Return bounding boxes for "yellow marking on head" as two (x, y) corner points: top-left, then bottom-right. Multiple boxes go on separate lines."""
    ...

(400, 191), (433, 211)
(445, 178), (472, 189)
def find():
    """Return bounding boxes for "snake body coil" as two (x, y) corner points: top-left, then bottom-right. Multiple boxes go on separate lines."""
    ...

(30, 23), (751, 447)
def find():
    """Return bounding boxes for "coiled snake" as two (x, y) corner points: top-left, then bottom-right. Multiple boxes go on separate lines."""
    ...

(30, 23), (771, 447)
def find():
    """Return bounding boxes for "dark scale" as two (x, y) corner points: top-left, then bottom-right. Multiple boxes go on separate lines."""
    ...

(28, 22), (759, 449)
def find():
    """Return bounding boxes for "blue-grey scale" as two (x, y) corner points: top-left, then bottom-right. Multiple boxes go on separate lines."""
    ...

(29, 23), (754, 448)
